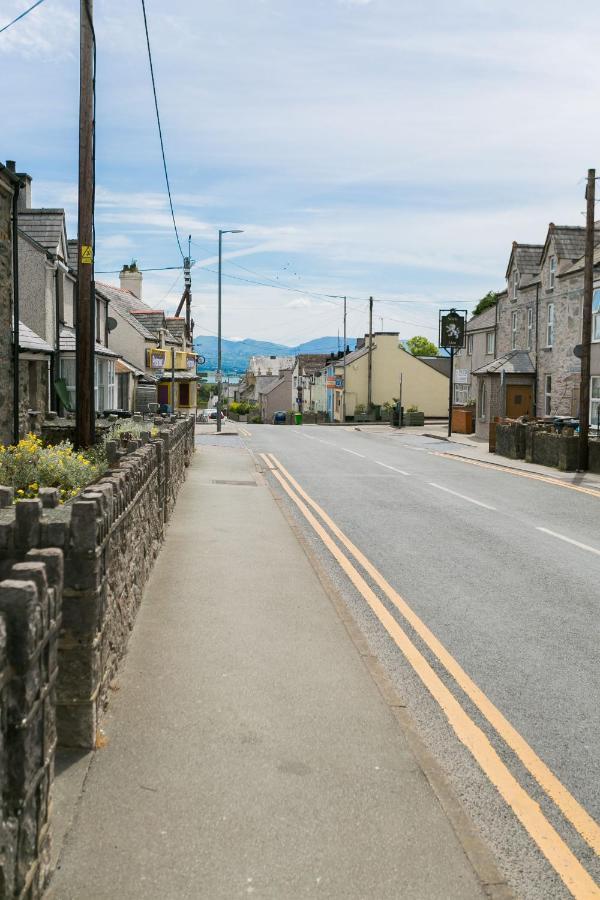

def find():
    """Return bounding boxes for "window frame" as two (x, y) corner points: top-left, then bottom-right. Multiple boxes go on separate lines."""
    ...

(591, 376), (600, 430)
(546, 303), (555, 347)
(527, 307), (533, 349)
(466, 334), (474, 356)
(511, 311), (518, 350)
(513, 271), (519, 300)
(549, 256), (557, 290)
(479, 380), (487, 422)
(453, 383), (470, 405)
(592, 288), (600, 342)
(486, 331), (495, 356)
(544, 374), (552, 416)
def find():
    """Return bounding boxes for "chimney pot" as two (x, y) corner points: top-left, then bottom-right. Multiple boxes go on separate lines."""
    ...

(120, 261), (143, 300)
(6, 160), (16, 172)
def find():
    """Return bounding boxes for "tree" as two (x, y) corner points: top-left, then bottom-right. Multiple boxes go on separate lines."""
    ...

(472, 291), (498, 317)
(406, 335), (439, 357)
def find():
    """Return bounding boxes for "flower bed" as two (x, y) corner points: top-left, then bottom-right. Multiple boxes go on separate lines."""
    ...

(0, 433), (106, 503)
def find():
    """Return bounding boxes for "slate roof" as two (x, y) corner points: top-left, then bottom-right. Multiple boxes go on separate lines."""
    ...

(506, 243), (543, 279)
(165, 317), (186, 340)
(473, 350), (535, 376)
(295, 353), (330, 374)
(95, 283), (157, 341)
(67, 239), (78, 273)
(18, 321), (53, 354)
(420, 356), (451, 377)
(130, 310), (166, 335)
(18, 209), (66, 257)
(467, 305), (497, 332)
(561, 244), (600, 276)
(338, 344), (369, 366)
(59, 324), (118, 357)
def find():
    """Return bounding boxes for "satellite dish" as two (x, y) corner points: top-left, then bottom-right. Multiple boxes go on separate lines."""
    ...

(107, 317), (118, 332)
(573, 344), (584, 359)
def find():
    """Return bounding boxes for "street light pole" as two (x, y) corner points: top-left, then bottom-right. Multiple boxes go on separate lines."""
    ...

(217, 228), (243, 433)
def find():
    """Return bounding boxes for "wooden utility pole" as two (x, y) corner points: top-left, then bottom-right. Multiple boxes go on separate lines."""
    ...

(578, 168), (595, 471)
(342, 296), (347, 422)
(76, 0), (96, 447)
(367, 296), (373, 411)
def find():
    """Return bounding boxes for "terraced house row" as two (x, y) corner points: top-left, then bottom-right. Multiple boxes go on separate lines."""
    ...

(455, 222), (600, 439)
(0, 160), (198, 445)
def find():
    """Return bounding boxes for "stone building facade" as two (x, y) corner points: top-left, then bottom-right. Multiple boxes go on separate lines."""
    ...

(0, 164), (17, 445)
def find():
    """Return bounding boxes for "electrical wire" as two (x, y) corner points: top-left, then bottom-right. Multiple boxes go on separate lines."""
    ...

(95, 264), (182, 274)
(0, 0), (47, 34)
(140, 0), (184, 258)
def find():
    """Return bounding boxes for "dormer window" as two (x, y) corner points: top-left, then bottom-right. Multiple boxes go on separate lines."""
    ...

(513, 271), (519, 300)
(549, 256), (557, 290)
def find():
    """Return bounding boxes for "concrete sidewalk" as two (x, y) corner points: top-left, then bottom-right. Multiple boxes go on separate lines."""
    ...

(47, 444), (495, 899)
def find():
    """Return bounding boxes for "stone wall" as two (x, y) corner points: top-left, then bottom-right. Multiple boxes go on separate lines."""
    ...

(495, 422), (600, 473)
(0, 549), (62, 899)
(0, 172), (15, 447)
(0, 416), (195, 749)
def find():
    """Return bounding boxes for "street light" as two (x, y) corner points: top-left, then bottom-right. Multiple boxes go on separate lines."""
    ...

(217, 228), (244, 433)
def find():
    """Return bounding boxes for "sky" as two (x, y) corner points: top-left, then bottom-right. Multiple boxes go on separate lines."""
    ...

(3, 0), (600, 346)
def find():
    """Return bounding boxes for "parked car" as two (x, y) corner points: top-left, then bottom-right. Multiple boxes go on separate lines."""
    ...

(198, 408), (225, 423)
(273, 411), (287, 424)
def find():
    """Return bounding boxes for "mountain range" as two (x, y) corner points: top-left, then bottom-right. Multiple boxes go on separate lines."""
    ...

(193, 336), (358, 373)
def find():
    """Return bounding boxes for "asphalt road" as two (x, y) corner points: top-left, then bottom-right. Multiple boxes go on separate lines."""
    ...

(235, 423), (600, 900)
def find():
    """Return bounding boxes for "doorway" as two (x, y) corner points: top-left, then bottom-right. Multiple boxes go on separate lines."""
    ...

(506, 384), (533, 418)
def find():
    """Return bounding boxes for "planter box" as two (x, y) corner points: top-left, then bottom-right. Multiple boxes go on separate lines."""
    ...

(451, 407), (474, 434)
(403, 412), (425, 426)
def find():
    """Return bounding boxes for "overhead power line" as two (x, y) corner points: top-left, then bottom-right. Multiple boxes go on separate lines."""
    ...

(140, 0), (184, 258)
(0, 0), (47, 34)
(95, 264), (182, 274)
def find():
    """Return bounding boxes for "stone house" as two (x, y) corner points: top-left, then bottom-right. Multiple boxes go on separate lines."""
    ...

(0, 162), (57, 442)
(15, 167), (117, 415)
(327, 332), (449, 421)
(0, 163), (17, 444)
(243, 355), (296, 404)
(454, 302), (498, 420)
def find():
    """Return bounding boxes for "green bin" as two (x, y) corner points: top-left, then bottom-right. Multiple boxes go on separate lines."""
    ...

(295, 413), (302, 425)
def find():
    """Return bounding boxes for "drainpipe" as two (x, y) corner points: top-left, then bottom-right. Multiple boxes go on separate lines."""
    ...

(53, 261), (60, 412)
(534, 282), (540, 415)
(12, 180), (20, 443)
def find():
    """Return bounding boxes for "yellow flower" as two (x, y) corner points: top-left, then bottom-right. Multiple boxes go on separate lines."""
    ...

(16, 489), (24, 496)
(29, 482), (38, 491)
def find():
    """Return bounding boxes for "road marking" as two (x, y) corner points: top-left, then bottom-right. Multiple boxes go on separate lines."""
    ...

(260, 453), (600, 899)
(375, 461), (410, 476)
(341, 447), (365, 458)
(427, 482), (496, 510)
(432, 451), (600, 499)
(537, 527), (600, 557)
(264, 452), (600, 861)
(238, 426), (251, 437)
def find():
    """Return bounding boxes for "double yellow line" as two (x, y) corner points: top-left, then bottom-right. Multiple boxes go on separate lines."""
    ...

(261, 452), (600, 899)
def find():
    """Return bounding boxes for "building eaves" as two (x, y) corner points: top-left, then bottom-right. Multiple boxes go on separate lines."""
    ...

(18, 209), (67, 257)
(17, 321), (53, 354)
(467, 305), (497, 332)
(472, 350), (535, 376)
(59, 324), (118, 357)
(95, 284), (158, 341)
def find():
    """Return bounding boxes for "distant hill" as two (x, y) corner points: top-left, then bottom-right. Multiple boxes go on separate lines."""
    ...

(193, 336), (357, 373)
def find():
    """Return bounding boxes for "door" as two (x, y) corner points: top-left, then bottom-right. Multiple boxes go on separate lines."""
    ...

(506, 384), (533, 418)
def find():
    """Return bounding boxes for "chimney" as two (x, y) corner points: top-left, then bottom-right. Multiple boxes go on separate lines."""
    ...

(6, 162), (32, 208)
(120, 260), (142, 299)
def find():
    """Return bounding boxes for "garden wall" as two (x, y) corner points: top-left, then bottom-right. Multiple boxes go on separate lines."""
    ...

(0, 416), (194, 749)
(0, 549), (62, 899)
(495, 422), (600, 473)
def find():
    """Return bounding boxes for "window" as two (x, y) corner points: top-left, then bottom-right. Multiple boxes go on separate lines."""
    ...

(591, 377), (600, 430)
(511, 311), (518, 349)
(454, 383), (470, 404)
(546, 303), (555, 347)
(107, 360), (115, 408)
(59, 357), (76, 409)
(513, 271), (519, 300)
(545, 375), (552, 416)
(467, 334), (474, 355)
(179, 383), (191, 407)
(549, 256), (557, 289)
(479, 381), (487, 421)
(527, 308), (533, 349)
(486, 331), (495, 355)
(593, 288), (600, 342)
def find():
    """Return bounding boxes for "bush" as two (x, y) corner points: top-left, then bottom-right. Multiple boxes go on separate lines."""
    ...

(0, 433), (106, 503)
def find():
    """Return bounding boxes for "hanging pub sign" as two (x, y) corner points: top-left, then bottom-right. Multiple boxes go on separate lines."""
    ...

(439, 308), (467, 350)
